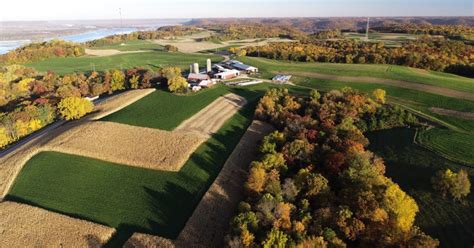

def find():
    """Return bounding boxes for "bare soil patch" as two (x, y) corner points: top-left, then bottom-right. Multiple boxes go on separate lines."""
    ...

(0, 201), (115, 247)
(281, 71), (474, 101)
(0, 89), (155, 198)
(429, 107), (474, 120)
(46, 121), (204, 171)
(124, 120), (274, 248)
(175, 93), (247, 136)
(85, 48), (147, 57)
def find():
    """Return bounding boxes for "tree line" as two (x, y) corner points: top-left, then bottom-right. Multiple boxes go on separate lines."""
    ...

(232, 37), (474, 77)
(0, 65), (163, 149)
(198, 24), (305, 42)
(85, 26), (202, 47)
(226, 88), (440, 247)
(0, 40), (85, 65)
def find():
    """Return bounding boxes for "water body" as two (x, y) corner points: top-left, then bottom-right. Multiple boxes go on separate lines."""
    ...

(0, 20), (186, 54)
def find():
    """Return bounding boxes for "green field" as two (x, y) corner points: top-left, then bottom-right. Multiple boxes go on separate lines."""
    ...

(343, 32), (419, 47)
(367, 128), (474, 248)
(27, 51), (222, 75)
(241, 56), (474, 93)
(7, 84), (308, 246)
(90, 40), (165, 51)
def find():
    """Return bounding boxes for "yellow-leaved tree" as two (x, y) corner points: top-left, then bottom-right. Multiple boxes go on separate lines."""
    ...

(382, 182), (419, 233)
(372, 89), (386, 104)
(57, 97), (94, 120)
(110, 69), (126, 91)
(0, 127), (12, 149)
(168, 76), (188, 93)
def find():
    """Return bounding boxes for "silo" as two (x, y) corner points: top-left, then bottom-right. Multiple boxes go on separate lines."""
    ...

(193, 63), (199, 74)
(189, 64), (194, 74)
(206, 59), (212, 73)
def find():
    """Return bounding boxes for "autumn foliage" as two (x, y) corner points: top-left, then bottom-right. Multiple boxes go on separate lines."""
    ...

(228, 88), (438, 247)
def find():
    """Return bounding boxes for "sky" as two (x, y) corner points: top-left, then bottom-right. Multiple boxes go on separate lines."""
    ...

(0, 0), (472, 21)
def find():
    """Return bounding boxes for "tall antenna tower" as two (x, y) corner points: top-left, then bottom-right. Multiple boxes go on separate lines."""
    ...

(365, 17), (370, 41)
(119, 8), (123, 34)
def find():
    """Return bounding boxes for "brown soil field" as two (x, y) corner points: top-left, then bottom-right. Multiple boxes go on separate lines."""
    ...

(46, 121), (204, 171)
(153, 31), (295, 53)
(85, 48), (147, 57)
(124, 120), (274, 248)
(0, 201), (115, 247)
(429, 107), (474, 120)
(280, 71), (474, 101)
(0, 89), (155, 199)
(175, 93), (247, 136)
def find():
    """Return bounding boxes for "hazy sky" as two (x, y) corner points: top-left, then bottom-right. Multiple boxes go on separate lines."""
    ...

(1, 0), (473, 21)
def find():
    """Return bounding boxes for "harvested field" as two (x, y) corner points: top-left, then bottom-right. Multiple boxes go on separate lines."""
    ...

(0, 89), (155, 198)
(125, 121), (275, 248)
(46, 121), (205, 171)
(85, 48), (146, 57)
(0, 201), (115, 247)
(277, 71), (474, 101)
(429, 107), (474, 120)
(175, 93), (247, 136)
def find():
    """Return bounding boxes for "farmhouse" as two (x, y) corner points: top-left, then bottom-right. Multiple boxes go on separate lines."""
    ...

(214, 69), (240, 80)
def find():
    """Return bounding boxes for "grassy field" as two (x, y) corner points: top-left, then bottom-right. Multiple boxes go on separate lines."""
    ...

(90, 40), (165, 51)
(241, 56), (474, 93)
(27, 51), (222, 75)
(343, 32), (419, 47)
(7, 84), (308, 246)
(366, 128), (474, 248)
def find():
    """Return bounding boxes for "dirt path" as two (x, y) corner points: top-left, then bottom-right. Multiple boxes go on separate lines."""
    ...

(0, 89), (155, 199)
(124, 120), (275, 248)
(85, 48), (147, 57)
(280, 71), (474, 101)
(429, 107), (474, 120)
(175, 93), (247, 136)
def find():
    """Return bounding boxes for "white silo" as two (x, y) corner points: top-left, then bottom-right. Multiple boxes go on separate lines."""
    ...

(193, 63), (199, 74)
(206, 59), (212, 73)
(189, 64), (194, 73)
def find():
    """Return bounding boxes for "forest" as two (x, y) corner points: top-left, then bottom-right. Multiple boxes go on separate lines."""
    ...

(198, 24), (305, 41)
(0, 40), (85, 65)
(0, 64), (160, 149)
(227, 88), (439, 247)
(232, 37), (474, 77)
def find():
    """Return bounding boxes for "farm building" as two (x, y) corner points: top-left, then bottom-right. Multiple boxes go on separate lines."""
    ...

(272, 74), (292, 83)
(214, 69), (240, 80)
(198, 79), (217, 88)
(188, 73), (211, 82)
(224, 60), (259, 73)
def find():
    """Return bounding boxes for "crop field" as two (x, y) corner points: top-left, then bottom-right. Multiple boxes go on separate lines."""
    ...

(175, 93), (247, 136)
(26, 50), (222, 75)
(343, 32), (419, 47)
(6, 84), (307, 246)
(46, 121), (205, 171)
(367, 128), (474, 248)
(241, 56), (474, 93)
(90, 40), (165, 51)
(0, 201), (115, 247)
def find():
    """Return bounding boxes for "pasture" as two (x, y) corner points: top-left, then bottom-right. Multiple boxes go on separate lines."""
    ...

(343, 32), (419, 47)
(367, 128), (474, 248)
